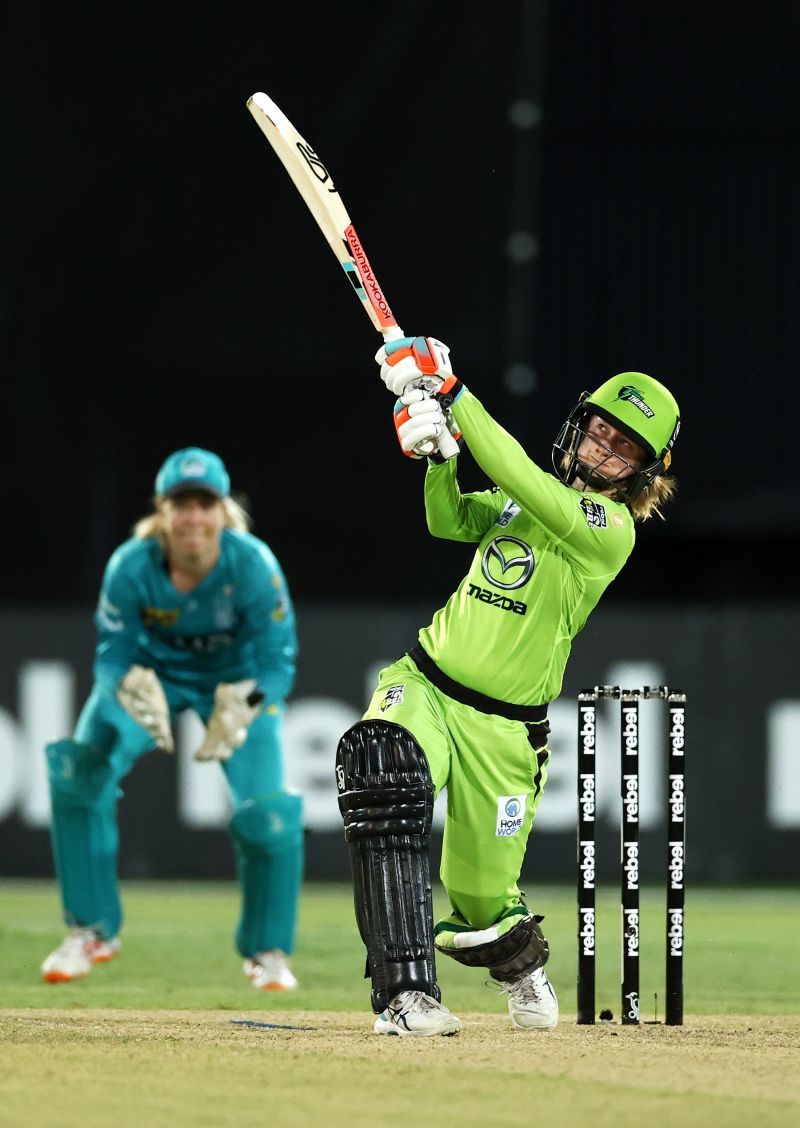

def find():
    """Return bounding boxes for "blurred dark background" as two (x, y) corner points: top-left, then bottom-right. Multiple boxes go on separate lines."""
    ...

(4, 0), (799, 607)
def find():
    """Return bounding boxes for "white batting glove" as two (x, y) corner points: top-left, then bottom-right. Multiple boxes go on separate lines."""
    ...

(195, 679), (265, 762)
(394, 389), (450, 457)
(376, 335), (454, 397)
(117, 666), (174, 753)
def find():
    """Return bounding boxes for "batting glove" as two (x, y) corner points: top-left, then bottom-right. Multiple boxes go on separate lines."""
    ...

(195, 679), (265, 762)
(393, 389), (463, 461)
(376, 335), (465, 405)
(117, 665), (174, 753)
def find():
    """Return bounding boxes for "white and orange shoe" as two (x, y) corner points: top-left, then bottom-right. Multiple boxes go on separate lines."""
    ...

(243, 950), (298, 991)
(41, 928), (121, 983)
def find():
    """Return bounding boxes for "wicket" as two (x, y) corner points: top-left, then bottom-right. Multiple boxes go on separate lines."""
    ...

(576, 685), (686, 1026)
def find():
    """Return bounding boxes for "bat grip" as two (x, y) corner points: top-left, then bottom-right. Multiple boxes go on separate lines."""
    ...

(412, 382), (460, 461)
(436, 428), (460, 461)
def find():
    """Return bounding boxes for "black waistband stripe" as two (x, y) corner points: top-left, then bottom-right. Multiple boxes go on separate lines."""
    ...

(408, 644), (549, 726)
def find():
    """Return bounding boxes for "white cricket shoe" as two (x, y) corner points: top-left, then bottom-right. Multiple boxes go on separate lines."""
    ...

(41, 928), (121, 983)
(503, 966), (559, 1029)
(243, 950), (298, 991)
(374, 990), (462, 1037)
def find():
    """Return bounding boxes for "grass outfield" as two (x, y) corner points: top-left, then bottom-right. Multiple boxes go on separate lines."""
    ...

(0, 879), (797, 1014)
(1, 881), (798, 1127)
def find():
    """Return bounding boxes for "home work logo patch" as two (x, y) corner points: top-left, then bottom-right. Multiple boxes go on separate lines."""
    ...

(496, 794), (527, 837)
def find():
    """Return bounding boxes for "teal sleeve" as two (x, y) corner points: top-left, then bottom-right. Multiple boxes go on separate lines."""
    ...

(451, 389), (633, 563)
(424, 460), (504, 542)
(92, 555), (144, 691)
(235, 550), (297, 704)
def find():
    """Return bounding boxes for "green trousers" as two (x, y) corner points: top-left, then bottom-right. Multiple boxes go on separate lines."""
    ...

(363, 655), (550, 931)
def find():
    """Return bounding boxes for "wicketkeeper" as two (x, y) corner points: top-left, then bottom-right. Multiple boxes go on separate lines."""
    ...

(41, 448), (303, 992)
(336, 338), (680, 1036)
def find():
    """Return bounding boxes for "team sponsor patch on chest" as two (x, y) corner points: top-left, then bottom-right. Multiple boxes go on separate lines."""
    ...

(496, 794), (528, 837)
(141, 606), (180, 628)
(579, 498), (607, 528)
(379, 685), (405, 712)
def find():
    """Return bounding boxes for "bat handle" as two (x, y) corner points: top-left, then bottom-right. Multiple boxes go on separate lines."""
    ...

(436, 427), (460, 461)
(413, 374), (460, 461)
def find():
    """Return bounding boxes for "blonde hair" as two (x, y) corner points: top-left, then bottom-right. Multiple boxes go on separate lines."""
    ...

(627, 475), (678, 522)
(133, 495), (252, 542)
(558, 450), (677, 522)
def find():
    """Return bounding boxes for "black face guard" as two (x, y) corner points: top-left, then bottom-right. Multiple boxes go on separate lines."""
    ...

(552, 395), (669, 502)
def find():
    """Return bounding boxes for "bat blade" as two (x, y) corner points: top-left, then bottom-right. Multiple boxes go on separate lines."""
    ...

(246, 91), (399, 337)
(246, 91), (459, 460)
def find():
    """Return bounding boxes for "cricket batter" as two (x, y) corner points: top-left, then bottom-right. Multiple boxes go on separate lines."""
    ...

(336, 338), (680, 1036)
(41, 448), (303, 992)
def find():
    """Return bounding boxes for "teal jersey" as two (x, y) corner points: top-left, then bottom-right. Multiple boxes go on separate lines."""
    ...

(417, 389), (635, 706)
(93, 529), (296, 703)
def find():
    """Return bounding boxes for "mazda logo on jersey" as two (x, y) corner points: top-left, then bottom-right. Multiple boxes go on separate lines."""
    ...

(481, 536), (535, 590)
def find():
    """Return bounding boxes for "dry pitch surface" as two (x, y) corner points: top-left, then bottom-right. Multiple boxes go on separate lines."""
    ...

(4, 1009), (799, 1128)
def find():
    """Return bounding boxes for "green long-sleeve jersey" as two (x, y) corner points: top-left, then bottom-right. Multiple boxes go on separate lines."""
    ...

(417, 389), (636, 706)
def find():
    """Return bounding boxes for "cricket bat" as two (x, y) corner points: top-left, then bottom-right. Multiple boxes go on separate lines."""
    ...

(246, 91), (459, 459)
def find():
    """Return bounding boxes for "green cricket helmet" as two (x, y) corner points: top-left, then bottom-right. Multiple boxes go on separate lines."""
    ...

(552, 372), (681, 500)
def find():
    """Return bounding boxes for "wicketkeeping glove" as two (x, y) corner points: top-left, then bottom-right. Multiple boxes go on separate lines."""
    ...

(194, 679), (265, 762)
(394, 388), (462, 461)
(117, 665), (174, 753)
